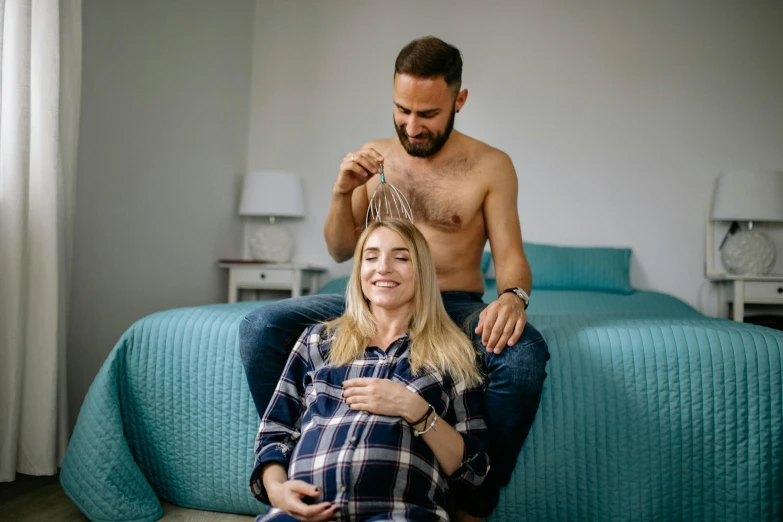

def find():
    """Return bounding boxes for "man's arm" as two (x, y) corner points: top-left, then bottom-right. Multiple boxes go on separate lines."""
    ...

(323, 143), (382, 262)
(484, 152), (531, 294)
(475, 151), (531, 354)
(323, 187), (367, 262)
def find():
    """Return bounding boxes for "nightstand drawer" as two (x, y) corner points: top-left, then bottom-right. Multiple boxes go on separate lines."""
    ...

(220, 262), (327, 302)
(232, 268), (292, 288)
(744, 281), (783, 304)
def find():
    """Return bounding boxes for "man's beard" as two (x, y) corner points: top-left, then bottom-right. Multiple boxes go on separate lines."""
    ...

(395, 107), (456, 158)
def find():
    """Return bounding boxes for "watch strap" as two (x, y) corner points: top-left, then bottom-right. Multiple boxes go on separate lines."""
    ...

(501, 287), (529, 309)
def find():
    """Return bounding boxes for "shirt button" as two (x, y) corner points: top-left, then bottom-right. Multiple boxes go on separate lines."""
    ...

(340, 485), (346, 492)
(350, 436), (356, 442)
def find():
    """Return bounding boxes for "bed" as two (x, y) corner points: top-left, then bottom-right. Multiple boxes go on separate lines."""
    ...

(60, 245), (783, 521)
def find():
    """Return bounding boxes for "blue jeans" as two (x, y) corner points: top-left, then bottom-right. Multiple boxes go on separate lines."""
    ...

(239, 292), (549, 517)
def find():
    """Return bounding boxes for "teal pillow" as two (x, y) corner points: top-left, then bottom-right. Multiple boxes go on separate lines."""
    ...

(483, 278), (499, 303)
(481, 251), (493, 274)
(485, 242), (633, 294)
(319, 273), (503, 303)
(316, 276), (349, 295)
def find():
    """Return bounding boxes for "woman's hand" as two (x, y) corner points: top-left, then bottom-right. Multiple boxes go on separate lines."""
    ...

(342, 377), (428, 423)
(267, 480), (338, 522)
(263, 464), (337, 521)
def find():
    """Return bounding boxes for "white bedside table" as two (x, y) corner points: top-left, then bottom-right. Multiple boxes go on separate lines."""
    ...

(219, 261), (327, 303)
(709, 273), (783, 322)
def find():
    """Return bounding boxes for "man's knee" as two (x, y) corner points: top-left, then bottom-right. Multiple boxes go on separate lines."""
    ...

(239, 305), (281, 364)
(490, 324), (549, 394)
(239, 294), (344, 366)
(518, 321), (545, 348)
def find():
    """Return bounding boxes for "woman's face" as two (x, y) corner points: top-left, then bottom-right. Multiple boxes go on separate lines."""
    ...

(360, 227), (416, 313)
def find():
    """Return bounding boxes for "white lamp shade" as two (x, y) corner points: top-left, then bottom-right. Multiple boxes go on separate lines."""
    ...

(712, 171), (783, 222)
(239, 170), (305, 218)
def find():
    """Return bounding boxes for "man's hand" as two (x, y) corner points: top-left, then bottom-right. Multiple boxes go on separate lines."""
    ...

(267, 480), (338, 522)
(333, 148), (384, 196)
(342, 378), (428, 423)
(475, 292), (527, 354)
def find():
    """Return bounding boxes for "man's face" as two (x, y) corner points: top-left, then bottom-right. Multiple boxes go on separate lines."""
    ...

(393, 74), (463, 158)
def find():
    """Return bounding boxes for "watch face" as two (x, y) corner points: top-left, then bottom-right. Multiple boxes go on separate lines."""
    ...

(504, 287), (528, 304)
(512, 288), (529, 304)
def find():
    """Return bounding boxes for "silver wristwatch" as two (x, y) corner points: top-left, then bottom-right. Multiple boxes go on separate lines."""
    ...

(501, 287), (530, 309)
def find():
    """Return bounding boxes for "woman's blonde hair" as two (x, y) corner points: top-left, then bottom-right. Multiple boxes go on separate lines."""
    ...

(324, 219), (483, 387)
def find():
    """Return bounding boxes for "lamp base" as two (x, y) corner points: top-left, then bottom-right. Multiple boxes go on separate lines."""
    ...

(249, 222), (293, 263)
(721, 229), (775, 275)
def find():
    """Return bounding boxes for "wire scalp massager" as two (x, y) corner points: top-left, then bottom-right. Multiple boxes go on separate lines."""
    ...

(365, 163), (414, 228)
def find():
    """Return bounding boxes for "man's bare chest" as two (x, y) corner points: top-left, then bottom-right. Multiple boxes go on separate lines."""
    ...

(372, 167), (485, 232)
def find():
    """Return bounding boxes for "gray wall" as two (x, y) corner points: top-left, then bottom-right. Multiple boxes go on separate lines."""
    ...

(68, 0), (783, 423)
(246, 0), (783, 314)
(67, 0), (254, 426)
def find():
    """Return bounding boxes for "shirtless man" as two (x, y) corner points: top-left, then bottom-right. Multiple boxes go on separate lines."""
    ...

(240, 37), (549, 521)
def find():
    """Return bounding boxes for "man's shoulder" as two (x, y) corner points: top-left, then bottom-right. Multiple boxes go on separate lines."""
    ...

(453, 135), (517, 197)
(457, 132), (513, 169)
(361, 137), (397, 156)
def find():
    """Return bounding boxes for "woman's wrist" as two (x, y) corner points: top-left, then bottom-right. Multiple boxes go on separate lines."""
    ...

(404, 394), (430, 425)
(261, 463), (287, 504)
(412, 408), (433, 432)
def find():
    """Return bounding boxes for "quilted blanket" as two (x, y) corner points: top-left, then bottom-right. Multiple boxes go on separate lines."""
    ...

(60, 293), (783, 521)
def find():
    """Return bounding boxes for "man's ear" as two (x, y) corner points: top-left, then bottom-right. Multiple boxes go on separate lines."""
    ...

(455, 88), (468, 113)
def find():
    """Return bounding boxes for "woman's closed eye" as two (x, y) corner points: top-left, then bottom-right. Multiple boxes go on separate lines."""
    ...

(364, 256), (408, 262)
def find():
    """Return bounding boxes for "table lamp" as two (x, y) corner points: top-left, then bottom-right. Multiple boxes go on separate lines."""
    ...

(239, 170), (304, 263)
(711, 171), (783, 275)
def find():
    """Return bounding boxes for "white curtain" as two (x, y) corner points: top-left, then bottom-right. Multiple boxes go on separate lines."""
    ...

(0, 0), (81, 481)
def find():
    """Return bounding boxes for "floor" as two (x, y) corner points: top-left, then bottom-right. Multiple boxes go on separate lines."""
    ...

(0, 474), (256, 522)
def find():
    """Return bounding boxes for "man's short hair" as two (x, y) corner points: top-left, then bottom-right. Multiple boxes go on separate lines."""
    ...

(394, 36), (462, 94)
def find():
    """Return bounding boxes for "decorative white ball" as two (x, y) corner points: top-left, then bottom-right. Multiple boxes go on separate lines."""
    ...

(250, 224), (293, 263)
(721, 230), (775, 275)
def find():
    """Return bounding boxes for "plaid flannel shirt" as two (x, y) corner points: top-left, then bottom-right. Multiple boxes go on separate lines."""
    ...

(250, 323), (490, 521)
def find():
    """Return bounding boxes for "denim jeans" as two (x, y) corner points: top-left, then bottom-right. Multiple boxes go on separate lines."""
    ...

(239, 292), (549, 517)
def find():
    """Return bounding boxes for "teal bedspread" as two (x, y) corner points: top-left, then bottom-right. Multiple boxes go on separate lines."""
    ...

(521, 288), (701, 318)
(60, 291), (783, 521)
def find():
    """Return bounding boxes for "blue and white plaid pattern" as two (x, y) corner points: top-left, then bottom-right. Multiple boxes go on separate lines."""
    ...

(250, 323), (490, 521)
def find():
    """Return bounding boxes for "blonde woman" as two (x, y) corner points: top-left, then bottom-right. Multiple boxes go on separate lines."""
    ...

(251, 220), (489, 522)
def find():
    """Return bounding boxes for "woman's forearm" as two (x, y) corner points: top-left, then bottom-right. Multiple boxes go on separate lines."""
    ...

(261, 463), (288, 503)
(404, 394), (466, 477)
(417, 413), (466, 476)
